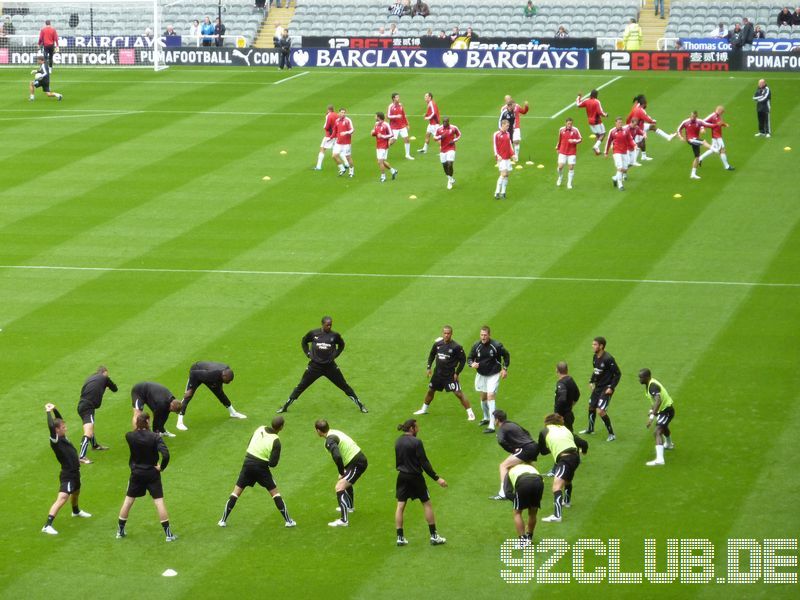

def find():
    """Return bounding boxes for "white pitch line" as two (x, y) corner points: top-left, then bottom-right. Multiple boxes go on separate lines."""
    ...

(0, 111), (140, 122)
(273, 71), (310, 85)
(1, 264), (797, 289)
(550, 75), (622, 119)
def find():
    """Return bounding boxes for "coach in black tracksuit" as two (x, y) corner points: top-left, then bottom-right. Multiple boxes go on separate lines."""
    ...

(753, 79), (771, 137)
(277, 30), (292, 70)
(277, 316), (367, 413)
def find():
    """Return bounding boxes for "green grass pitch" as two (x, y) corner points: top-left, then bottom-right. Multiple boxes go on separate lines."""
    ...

(0, 65), (798, 599)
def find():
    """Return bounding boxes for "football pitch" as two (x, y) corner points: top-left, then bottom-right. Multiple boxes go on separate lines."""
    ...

(0, 65), (798, 599)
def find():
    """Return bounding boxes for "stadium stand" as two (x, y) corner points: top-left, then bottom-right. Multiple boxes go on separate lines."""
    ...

(1, 1), (264, 46)
(665, 1), (797, 41)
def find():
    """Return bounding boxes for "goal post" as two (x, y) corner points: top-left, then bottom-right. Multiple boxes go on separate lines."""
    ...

(1, 0), (168, 70)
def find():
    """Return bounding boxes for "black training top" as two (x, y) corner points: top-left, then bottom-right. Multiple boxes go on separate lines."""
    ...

(496, 420), (536, 453)
(427, 339), (466, 378)
(590, 352), (621, 392)
(395, 434), (439, 480)
(302, 328), (344, 365)
(467, 338), (510, 376)
(48, 409), (80, 476)
(554, 375), (580, 415)
(131, 382), (175, 410)
(125, 429), (170, 472)
(79, 372), (118, 409)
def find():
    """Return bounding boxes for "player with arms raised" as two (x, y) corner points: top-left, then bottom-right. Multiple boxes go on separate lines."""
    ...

(388, 93), (414, 160)
(493, 120), (515, 199)
(314, 104), (337, 170)
(576, 89), (607, 155)
(604, 117), (633, 191)
(434, 117), (461, 190)
(29, 55), (62, 102)
(372, 112), (398, 183)
(698, 106), (734, 171)
(332, 108), (354, 178)
(627, 94), (673, 161)
(418, 92), (441, 154)
(555, 117), (582, 189)
(676, 110), (716, 180)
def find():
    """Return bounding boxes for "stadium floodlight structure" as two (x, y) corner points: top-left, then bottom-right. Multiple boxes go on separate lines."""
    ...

(2, 0), (169, 70)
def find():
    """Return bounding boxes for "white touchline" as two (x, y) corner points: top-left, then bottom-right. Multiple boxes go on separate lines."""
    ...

(550, 75), (623, 119)
(273, 71), (310, 85)
(0, 111), (140, 122)
(0, 264), (797, 289)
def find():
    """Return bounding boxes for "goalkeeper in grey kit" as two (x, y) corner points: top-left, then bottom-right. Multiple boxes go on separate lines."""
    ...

(29, 55), (62, 101)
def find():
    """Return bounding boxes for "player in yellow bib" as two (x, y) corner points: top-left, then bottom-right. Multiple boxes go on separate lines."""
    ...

(638, 368), (675, 466)
(502, 463), (543, 547)
(537, 413), (588, 523)
(316, 420), (369, 528)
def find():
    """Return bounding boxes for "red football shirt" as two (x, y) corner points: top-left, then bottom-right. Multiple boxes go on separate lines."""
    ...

(605, 127), (633, 154)
(387, 102), (408, 130)
(556, 125), (582, 155)
(678, 117), (710, 141)
(39, 25), (59, 46)
(323, 111), (336, 137)
(424, 100), (440, 126)
(627, 103), (655, 125)
(435, 124), (461, 152)
(703, 112), (724, 139)
(333, 117), (353, 144)
(576, 96), (606, 125)
(372, 121), (392, 149)
(494, 130), (514, 159)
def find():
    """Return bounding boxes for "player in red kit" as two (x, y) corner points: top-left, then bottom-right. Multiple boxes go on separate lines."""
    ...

(315, 105), (337, 171)
(372, 112), (398, 183)
(576, 89), (607, 155)
(676, 111), (716, 180)
(698, 106), (734, 171)
(627, 94), (674, 161)
(501, 95), (529, 158)
(332, 108), (355, 178)
(388, 93), (414, 160)
(604, 117), (634, 191)
(493, 120), (516, 199)
(555, 117), (582, 190)
(433, 117), (461, 190)
(418, 92), (441, 154)
(625, 117), (645, 167)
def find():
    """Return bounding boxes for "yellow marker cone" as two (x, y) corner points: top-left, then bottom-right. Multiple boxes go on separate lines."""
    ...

(409, 195), (417, 200)
(525, 160), (534, 165)
(537, 164), (545, 169)
(673, 193), (682, 199)
(279, 150), (287, 155)
(515, 165), (523, 170)
(409, 136), (417, 141)
(262, 176), (271, 181)
(785, 146), (792, 151)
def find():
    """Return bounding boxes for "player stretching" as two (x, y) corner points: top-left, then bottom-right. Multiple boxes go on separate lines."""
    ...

(332, 108), (354, 178)
(604, 117), (634, 191)
(698, 106), (735, 171)
(500, 95), (529, 158)
(29, 55), (62, 102)
(676, 110), (716, 180)
(538, 413), (588, 523)
(418, 92), (440, 154)
(638, 369), (676, 466)
(576, 89), (607, 155)
(434, 117), (461, 189)
(372, 112), (398, 182)
(494, 120), (516, 199)
(388, 93), (414, 160)
(627, 94), (674, 160)
(314, 105), (337, 170)
(555, 117), (582, 189)
(626, 117), (645, 167)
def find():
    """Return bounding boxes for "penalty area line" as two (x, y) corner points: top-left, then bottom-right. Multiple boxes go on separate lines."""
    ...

(0, 264), (797, 289)
(550, 75), (622, 119)
(273, 71), (310, 85)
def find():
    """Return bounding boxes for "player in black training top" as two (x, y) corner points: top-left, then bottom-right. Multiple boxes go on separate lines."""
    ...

(394, 419), (448, 546)
(414, 325), (475, 421)
(131, 382), (182, 438)
(468, 325), (510, 433)
(491, 410), (539, 500)
(176, 361), (246, 432)
(553, 361), (580, 432)
(76, 365), (118, 464)
(581, 336), (621, 441)
(116, 412), (176, 542)
(277, 316), (367, 414)
(42, 403), (92, 535)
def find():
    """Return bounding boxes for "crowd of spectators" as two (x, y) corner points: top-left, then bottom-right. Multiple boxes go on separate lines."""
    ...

(388, 0), (430, 17)
(777, 6), (800, 26)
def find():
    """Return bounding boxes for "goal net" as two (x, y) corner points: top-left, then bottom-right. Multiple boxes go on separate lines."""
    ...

(0, 1), (256, 70)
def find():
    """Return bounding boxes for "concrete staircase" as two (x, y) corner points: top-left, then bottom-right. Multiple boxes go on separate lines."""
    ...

(639, 0), (670, 50)
(254, 4), (295, 49)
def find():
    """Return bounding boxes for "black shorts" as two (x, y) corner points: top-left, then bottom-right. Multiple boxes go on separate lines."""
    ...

(511, 443), (538, 463)
(77, 402), (95, 425)
(429, 374), (460, 393)
(126, 468), (164, 499)
(236, 457), (276, 491)
(342, 453), (368, 485)
(589, 392), (612, 411)
(59, 473), (81, 494)
(513, 474), (543, 511)
(34, 78), (50, 92)
(552, 451), (580, 482)
(655, 406), (675, 428)
(396, 471), (430, 502)
(688, 139), (703, 157)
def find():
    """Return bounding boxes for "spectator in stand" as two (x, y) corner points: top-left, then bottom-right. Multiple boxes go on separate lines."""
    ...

(727, 23), (744, 50)
(201, 16), (214, 47)
(256, 0), (267, 9)
(274, 23), (284, 44)
(466, 26), (475, 39)
(753, 24), (765, 38)
(555, 25), (568, 38)
(402, 0), (413, 16)
(389, 23), (399, 36)
(389, 1), (404, 17)
(165, 24), (177, 37)
(741, 17), (754, 50)
(378, 25), (387, 35)
(413, 0), (430, 18)
(524, 1), (537, 18)
(277, 29), (292, 69)
(425, 27), (434, 36)
(623, 18), (642, 50)
(38, 20), (59, 68)
(793, 7), (800, 25)
(449, 26), (460, 41)
(654, 0), (665, 19)
(215, 17), (226, 47)
(709, 22), (726, 37)
(777, 7), (792, 26)
(438, 30), (447, 38)
(189, 19), (200, 43)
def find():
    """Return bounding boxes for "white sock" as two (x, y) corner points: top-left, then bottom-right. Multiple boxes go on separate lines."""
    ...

(655, 444), (664, 461)
(419, 404), (428, 414)
(30, 94), (34, 100)
(405, 142), (411, 156)
(422, 143), (428, 151)
(228, 406), (237, 416)
(568, 171), (574, 185)
(466, 408), (474, 419)
(177, 414), (184, 424)
(340, 154), (350, 168)
(481, 401), (489, 421)
(698, 149), (713, 162)
(617, 172), (624, 189)
(641, 152), (649, 159)
(316, 153), (324, 169)
(513, 143), (520, 156)
(495, 176), (503, 194)
(501, 177), (508, 193)
(391, 168), (397, 174)
(497, 487), (505, 498)
(721, 153), (730, 168)
(593, 141), (600, 151)
(691, 168), (697, 177)
(487, 400), (496, 428)
(656, 129), (671, 140)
